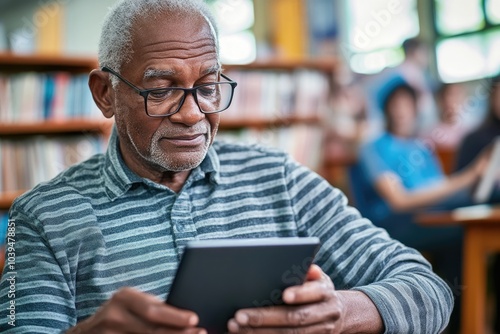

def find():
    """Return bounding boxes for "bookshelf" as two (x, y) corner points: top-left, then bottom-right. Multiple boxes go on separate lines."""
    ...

(0, 119), (112, 136)
(0, 53), (108, 210)
(220, 115), (322, 130)
(223, 59), (337, 72)
(0, 52), (98, 73)
(221, 59), (335, 124)
(220, 59), (336, 172)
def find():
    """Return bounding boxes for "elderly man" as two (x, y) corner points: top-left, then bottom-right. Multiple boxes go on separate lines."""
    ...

(0, 0), (452, 333)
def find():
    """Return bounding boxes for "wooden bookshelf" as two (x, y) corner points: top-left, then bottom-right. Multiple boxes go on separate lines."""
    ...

(0, 52), (98, 73)
(223, 58), (337, 73)
(219, 115), (322, 130)
(0, 119), (113, 136)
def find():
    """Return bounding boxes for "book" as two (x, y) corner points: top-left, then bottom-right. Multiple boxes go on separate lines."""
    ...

(270, 0), (308, 58)
(306, 0), (338, 56)
(36, 2), (63, 55)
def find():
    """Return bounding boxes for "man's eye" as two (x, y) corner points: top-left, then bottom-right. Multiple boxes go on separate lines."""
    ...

(149, 90), (172, 100)
(198, 86), (217, 97)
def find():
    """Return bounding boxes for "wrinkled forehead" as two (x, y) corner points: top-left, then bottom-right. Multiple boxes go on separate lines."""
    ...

(130, 10), (217, 54)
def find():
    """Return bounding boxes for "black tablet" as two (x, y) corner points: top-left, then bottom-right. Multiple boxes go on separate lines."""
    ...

(166, 237), (321, 334)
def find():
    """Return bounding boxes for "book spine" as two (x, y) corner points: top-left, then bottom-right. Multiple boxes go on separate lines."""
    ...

(270, 0), (308, 59)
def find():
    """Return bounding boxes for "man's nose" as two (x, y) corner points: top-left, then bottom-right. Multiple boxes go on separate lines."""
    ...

(169, 91), (204, 126)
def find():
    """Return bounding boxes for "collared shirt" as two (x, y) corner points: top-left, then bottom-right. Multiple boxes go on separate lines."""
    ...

(0, 129), (452, 333)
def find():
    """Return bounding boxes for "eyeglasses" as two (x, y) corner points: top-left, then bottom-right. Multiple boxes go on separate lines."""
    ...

(102, 66), (237, 117)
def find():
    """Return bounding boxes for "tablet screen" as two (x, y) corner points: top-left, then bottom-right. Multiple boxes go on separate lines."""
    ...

(166, 237), (320, 334)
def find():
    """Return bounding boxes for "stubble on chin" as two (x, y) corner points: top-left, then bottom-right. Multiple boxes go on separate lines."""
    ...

(115, 98), (214, 172)
(148, 124), (212, 172)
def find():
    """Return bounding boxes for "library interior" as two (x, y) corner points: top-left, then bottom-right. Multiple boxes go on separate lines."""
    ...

(0, 0), (500, 333)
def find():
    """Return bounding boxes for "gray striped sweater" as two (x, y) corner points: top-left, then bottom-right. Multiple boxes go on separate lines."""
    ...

(0, 130), (452, 333)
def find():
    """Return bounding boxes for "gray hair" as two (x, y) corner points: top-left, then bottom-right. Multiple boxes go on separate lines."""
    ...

(98, 0), (219, 86)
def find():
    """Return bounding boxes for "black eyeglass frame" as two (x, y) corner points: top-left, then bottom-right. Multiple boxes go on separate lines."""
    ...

(101, 66), (237, 117)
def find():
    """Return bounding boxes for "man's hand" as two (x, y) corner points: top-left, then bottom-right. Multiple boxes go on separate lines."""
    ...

(227, 265), (383, 334)
(66, 287), (206, 334)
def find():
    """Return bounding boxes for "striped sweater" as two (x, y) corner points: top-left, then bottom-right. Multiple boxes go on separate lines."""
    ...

(0, 130), (452, 333)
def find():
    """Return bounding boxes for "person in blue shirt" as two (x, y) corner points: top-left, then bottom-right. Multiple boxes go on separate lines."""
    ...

(356, 77), (489, 333)
(357, 77), (486, 245)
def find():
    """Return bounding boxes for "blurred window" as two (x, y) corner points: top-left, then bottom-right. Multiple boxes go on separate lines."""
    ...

(435, 0), (500, 82)
(205, 0), (257, 64)
(344, 0), (420, 74)
(435, 0), (484, 36)
(487, 0), (500, 23)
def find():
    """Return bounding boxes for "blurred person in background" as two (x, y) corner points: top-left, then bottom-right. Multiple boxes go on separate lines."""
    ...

(457, 74), (500, 173)
(397, 38), (439, 133)
(424, 83), (471, 151)
(455, 74), (500, 334)
(354, 76), (490, 333)
(361, 38), (438, 140)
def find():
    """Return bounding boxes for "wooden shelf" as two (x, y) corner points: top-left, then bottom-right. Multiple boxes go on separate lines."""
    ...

(0, 52), (98, 73)
(0, 190), (25, 210)
(219, 115), (323, 130)
(323, 152), (358, 169)
(0, 119), (113, 136)
(223, 58), (337, 73)
(0, 55), (335, 74)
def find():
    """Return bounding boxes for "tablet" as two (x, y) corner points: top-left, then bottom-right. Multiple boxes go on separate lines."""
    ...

(166, 237), (321, 334)
(474, 136), (500, 203)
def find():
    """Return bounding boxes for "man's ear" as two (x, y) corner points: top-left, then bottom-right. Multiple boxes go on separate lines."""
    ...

(89, 69), (115, 119)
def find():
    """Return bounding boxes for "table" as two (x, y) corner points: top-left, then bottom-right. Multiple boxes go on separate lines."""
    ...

(417, 205), (500, 334)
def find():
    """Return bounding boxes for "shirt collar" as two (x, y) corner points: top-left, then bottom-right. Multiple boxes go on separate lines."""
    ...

(199, 141), (220, 184)
(103, 126), (220, 201)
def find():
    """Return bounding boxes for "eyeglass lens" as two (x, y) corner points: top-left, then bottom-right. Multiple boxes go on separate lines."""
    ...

(146, 83), (233, 116)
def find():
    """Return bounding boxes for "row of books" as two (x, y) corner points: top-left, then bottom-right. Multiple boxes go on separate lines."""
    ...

(217, 125), (323, 171)
(223, 69), (330, 119)
(0, 72), (101, 122)
(0, 135), (106, 193)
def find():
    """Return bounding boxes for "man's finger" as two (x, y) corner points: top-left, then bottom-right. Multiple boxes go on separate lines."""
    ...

(282, 278), (335, 305)
(230, 301), (341, 329)
(305, 264), (323, 281)
(80, 304), (152, 334)
(282, 265), (334, 305)
(112, 288), (199, 328)
(228, 322), (341, 334)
